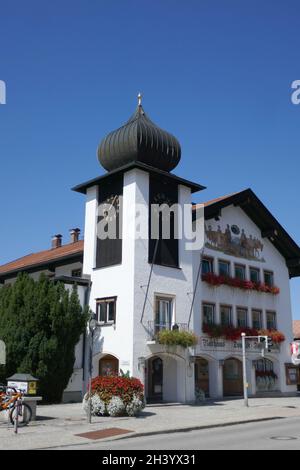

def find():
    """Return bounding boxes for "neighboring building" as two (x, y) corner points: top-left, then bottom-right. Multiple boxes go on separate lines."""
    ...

(1, 98), (300, 402)
(293, 321), (300, 340)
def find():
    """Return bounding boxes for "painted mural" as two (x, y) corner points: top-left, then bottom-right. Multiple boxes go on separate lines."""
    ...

(205, 223), (265, 262)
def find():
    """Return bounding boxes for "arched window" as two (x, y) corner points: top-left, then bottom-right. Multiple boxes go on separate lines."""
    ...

(255, 358), (274, 373)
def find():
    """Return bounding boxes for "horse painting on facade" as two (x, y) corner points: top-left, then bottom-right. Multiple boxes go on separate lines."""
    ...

(205, 224), (265, 261)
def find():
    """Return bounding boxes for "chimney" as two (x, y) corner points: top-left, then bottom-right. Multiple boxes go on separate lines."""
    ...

(70, 228), (80, 244)
(52, 234), (62, 249)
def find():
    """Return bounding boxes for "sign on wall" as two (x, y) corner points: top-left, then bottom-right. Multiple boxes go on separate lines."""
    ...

(0, 340), (6, 365)
(196, 337), (279, 354)
(205, 223), (265, 262)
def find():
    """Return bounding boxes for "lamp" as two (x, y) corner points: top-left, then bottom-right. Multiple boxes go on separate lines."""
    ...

(189, 355), (197, 365)
(138, 356), (145, 370)
(89, 313), (98, 333)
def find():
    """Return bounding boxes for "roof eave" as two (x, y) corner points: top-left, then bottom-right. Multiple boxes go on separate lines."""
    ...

(72, 162), (206, 194)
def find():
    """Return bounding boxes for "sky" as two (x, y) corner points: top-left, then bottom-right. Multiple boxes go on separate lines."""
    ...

(0, 0), (300, 317)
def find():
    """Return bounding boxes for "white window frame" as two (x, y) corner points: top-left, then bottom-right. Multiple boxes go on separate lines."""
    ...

(154, 294), (175, 330)
(96, 297), (117, 325)
(203, 303), (215, 325)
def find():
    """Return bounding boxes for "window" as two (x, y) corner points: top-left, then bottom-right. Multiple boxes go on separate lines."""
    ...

(252, 310), (262, 329)
(202, 257), (214, 274)
(237, 308), (248, 328)
(266, 311), (277, 330)
(72, 268), (82, 278)
(250, 267), (260, 283)
(203, 303), (215, 325)
(96, 297), (116, 324)
(264, 271), (274, 287)
(155, 296), (173, 330)
(220, 305), (232, 327)
(235, 264), (246, 280)
(219, 260), (230, 277)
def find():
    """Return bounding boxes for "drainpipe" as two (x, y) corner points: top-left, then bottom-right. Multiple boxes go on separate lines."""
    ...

(82, 280), (92, 386)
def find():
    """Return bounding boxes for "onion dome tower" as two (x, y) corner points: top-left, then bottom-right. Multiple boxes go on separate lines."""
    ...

(98, 94), (181, 173)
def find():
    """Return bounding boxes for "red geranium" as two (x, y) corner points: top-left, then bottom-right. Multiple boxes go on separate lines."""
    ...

(89, 376), (144, 405)
(202, 273), (280, 295)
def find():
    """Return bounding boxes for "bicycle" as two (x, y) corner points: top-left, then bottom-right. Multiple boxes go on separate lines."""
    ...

(0, 385), (32, 427)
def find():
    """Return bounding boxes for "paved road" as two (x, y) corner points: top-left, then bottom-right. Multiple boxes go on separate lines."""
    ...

(59, 417), (300, 450)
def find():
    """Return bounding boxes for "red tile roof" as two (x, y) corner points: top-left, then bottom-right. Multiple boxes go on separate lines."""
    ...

(0, 240), (84, 277)
(293, 320), (300, 339)
(193, 192), (240, 210)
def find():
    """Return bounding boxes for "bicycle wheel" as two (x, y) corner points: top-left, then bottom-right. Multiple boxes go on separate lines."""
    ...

(10, 402), (32, 427)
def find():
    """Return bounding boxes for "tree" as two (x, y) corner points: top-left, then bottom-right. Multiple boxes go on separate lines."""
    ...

(0, 273), (89, 402)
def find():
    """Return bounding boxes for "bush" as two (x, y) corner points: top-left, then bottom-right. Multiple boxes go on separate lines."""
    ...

(157, 329), (198, 348)
(83, 392), (107, 416)
(0, 273), (89, 403)
(107, 396), (125, 417)
(83, 375), (145, 417)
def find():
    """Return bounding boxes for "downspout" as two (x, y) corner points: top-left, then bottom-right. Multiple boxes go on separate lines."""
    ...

(82, 280), (92, 383)
(188, 248), (205, 329)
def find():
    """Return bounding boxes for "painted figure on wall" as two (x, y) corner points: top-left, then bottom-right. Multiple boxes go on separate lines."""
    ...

(205, 224), (265, 261)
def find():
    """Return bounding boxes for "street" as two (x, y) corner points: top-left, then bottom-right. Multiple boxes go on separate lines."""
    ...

(59, 417), (300, 450)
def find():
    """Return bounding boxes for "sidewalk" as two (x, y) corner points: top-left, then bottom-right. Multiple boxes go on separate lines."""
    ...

(1, 397), (300, 450)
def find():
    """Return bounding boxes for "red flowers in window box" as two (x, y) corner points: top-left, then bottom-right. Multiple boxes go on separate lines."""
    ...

(202, 272), (280, 295)
(202, 323), (285, 344)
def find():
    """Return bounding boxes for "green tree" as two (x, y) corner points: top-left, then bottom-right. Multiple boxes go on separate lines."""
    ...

(0, 273), (89, 402)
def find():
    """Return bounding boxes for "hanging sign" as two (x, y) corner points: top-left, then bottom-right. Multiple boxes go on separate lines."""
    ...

(0, 340), (6, 365)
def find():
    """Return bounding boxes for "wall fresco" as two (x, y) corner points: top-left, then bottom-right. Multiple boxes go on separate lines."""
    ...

(205, 223), (265, 261)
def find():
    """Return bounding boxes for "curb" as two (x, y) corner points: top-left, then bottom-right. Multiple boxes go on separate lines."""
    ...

(37, 416), (285, 450)
(111, 416), (285, 442)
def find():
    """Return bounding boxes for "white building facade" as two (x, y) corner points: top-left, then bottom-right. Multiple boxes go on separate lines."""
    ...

(1, 99), (300, 403)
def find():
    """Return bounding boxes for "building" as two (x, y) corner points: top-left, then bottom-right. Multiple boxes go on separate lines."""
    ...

(1, 97), (300, 402)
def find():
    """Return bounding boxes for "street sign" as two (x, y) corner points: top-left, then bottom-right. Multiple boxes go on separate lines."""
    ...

(0, 340), (6, 365)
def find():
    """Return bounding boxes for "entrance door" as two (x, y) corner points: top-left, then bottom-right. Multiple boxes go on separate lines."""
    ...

(195, 358), (209, 397)
(99, 355), (119, 376)
(149, 357), (163, 402)
(223, 358), (243, 396)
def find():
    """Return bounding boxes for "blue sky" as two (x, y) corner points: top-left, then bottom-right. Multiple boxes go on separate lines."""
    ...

(0, 0), (300, 317)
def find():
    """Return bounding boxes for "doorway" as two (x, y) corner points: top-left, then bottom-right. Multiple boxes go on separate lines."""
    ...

(195, 358), (210, 397)
(223, 358), (243, 396)
(148, 356), (163, 402)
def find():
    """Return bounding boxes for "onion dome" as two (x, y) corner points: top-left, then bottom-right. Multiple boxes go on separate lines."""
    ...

(98, 94), (181, 172)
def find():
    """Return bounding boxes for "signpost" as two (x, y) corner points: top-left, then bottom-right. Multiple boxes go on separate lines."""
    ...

(241, 333), (269, 407)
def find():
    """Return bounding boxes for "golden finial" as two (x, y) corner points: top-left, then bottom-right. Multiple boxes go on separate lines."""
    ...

(138, 92), (142, 106)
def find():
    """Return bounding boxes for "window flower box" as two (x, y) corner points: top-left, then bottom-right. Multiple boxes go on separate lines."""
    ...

(202, 272), (280, 295)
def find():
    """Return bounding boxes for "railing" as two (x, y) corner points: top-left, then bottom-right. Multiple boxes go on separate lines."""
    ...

(147, 321), (189, 341)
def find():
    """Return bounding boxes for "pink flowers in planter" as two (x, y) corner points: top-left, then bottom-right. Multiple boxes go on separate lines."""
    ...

(202, 272), (280, 295)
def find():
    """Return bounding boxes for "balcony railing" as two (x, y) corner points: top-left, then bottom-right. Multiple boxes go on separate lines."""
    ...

(147, 321), (189, 342)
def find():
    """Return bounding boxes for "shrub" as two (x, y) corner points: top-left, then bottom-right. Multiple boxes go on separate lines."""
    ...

(83, 392), (107, 416)
(84, 375), (145, 417)
(91, 375), (144, 405)
(107, 396), (125, 417)
(157, 330), (198, 348)
(126, 395), (145, 417)
(0, 273), (89, 403)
